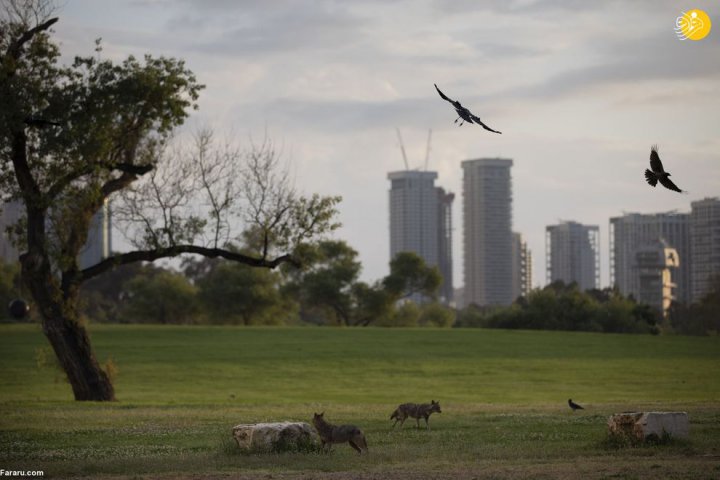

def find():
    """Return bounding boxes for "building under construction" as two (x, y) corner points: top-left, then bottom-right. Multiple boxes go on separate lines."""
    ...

(387, 130), (454, 304)
(609, 211), (690, 305)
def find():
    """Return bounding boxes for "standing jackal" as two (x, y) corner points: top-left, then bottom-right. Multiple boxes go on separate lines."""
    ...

(312, 412), (368, 454)
(390, 400), (442, 429)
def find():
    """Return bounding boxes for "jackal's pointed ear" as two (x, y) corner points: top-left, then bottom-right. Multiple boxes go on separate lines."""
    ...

(431, 399), (436, 404)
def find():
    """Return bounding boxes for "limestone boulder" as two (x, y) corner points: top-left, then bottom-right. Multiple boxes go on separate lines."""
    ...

(232, 421), (319, 452)
(608, 412), (689, 442)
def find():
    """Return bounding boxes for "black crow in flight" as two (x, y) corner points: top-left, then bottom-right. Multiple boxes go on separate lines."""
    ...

(644, 145), (686, 194)
(434, 84), (501, 134)
(568, 399), (584, 411)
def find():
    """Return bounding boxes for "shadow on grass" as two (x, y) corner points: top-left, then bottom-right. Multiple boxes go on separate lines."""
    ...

(219, 434), (324, 456)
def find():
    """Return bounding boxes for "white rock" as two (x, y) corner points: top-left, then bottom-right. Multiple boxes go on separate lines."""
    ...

(608, 412), (689, 441)
(232, 421), (319, 452)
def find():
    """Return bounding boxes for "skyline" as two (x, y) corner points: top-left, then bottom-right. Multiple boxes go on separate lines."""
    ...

(52, 0), (720, 288)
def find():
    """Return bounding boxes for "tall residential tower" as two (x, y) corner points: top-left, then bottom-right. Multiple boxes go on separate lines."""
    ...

(546, 221), (600, 291)
(462, 158), (513, 307)
(388, 170), (454, 304)
(690, 197), (720, 302)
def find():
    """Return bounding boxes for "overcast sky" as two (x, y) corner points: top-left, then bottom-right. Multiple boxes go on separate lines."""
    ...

(53, 0), (720, 288)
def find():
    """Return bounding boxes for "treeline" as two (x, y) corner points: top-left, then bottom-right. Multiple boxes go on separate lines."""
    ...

(2, 246), (719, 335)
(457, 279), (720, 336)
(457, 282), (659, 334)
(8, 240), (449, 327)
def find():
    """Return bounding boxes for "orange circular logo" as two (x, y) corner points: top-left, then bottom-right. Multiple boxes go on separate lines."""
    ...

(675, 10), (712, 41)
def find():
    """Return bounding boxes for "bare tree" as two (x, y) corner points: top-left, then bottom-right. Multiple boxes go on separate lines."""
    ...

(0, 4), (340, 400)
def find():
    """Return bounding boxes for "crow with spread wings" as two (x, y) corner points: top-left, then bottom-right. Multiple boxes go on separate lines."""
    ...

(644, 145), (686, 194)
(434, 83), (501, 134)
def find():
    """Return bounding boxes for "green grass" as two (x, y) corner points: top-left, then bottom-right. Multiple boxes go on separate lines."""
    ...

(0, 324), (719, 479)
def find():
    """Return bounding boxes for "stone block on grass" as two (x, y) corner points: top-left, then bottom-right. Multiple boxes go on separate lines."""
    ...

(232, 421), (319, 452)
(607, 412), (689, 442)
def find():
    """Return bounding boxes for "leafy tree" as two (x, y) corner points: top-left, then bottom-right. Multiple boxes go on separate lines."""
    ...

(418, 302), (455, 327)
(388, 301), (421, 327)
(375, 301), (418, 327)
(383, 252), (442, 300)
(454, 303), (487, 328)
(195, 260), (297, 325)
(79, 262), (159, 323)
(122, 269), (198, 324)
(669, 275), (720, 335)
(350, 280), (393, 326)
(284, 240), (360, 325)
(0, 4), (340, 400)
(463, 281), (656, 334)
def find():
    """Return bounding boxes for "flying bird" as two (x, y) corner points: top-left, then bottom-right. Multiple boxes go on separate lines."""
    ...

(434, 84), (501, 134)
(568, 399), (584, 411)
(644, 146), (686, 194)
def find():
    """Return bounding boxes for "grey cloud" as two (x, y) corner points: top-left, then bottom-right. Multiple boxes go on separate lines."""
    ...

(232, 94), (471, 134)
(508, 32), (720, 100)
(431, 0), (678, 16)
(164, 1), (369, 57)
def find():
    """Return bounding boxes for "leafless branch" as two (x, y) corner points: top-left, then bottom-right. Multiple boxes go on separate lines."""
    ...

(112, 128), (340, 267)
(191, 129), (241, 248)
(1, 0), (57, 31)
(79, 245), (300, 283)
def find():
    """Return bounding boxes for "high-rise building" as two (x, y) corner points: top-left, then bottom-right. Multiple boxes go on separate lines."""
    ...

(545, 221), (600, 291)
(512, 232), (532, 299)
(690, 197), (720, 302)
(387, 170), (454, 304)
(462, 158), (513, 307)
(436, 188), (455, 304)
(609, 211), (690, 304)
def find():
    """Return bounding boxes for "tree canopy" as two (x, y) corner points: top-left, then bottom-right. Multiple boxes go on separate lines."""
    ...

(0, 3), (340, 400)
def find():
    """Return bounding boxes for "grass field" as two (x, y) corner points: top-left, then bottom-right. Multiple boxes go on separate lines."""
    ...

(0, 324), (719, 479)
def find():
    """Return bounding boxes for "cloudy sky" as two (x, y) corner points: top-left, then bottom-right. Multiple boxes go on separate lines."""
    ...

(53, 0), (720, 288)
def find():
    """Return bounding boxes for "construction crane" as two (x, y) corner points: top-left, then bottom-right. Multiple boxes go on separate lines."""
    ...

(395, 128), (432, 171)
(395, 127), (410, 170)
(424, 129), (432, 171)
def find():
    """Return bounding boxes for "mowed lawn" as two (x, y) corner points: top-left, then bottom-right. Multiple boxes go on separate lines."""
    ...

(0, 324), (719, 479)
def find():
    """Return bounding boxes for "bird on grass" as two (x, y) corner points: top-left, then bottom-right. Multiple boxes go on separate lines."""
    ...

(434, 83), (502, 134)
(644, 145), (687, 194)
(568, 399), (584, 411)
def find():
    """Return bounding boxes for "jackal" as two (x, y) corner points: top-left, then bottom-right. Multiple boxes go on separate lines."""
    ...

(312, 412), (368, 454)
(390, 400), (442, 429)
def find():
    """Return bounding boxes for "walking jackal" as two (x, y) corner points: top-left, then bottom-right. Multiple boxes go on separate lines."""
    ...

(390, 400), (442, 429)
(312, 412), (368, 454)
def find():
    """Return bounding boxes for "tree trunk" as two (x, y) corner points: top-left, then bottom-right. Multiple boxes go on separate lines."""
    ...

(22, 252), (116, 401)
(42, 314), (116, 401)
